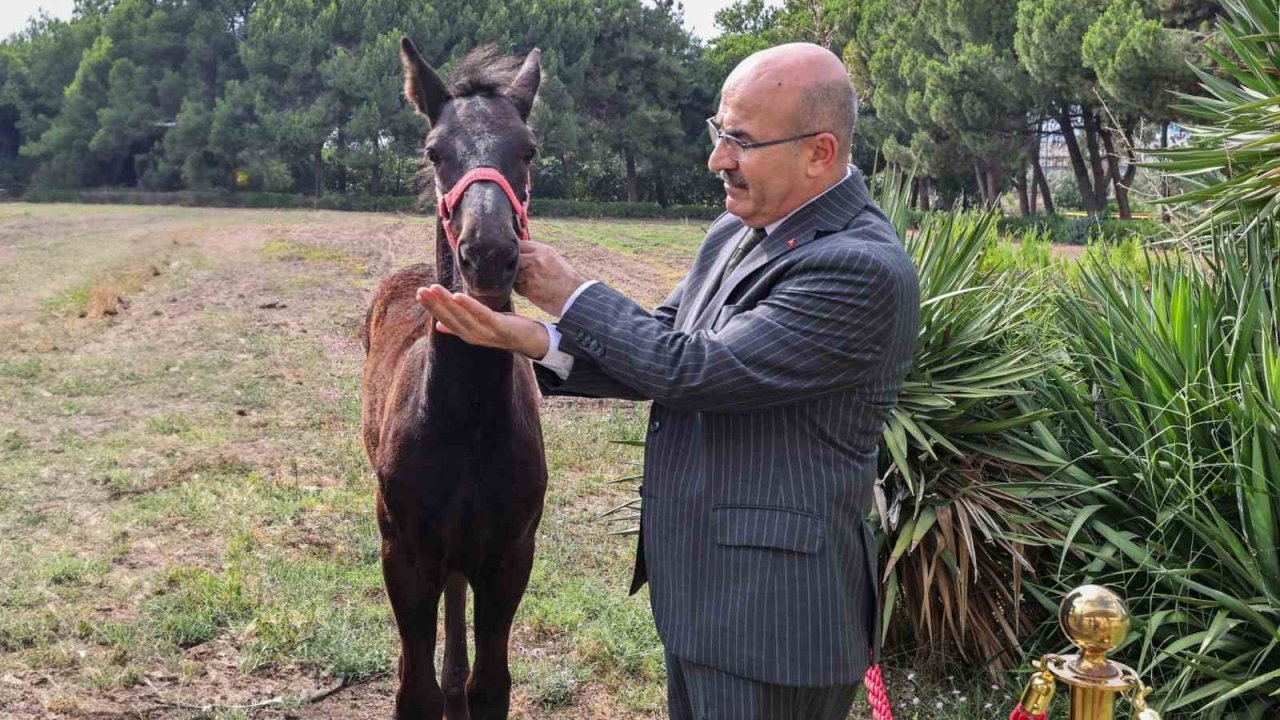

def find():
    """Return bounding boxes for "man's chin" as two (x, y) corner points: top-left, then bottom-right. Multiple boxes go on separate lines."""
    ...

(723, 194), (751, 219)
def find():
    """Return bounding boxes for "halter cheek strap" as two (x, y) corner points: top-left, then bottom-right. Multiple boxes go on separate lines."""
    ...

(436, 167), (532, 252)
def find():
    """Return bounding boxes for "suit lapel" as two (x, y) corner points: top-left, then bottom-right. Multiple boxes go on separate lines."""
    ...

(677, 220), (748, 331)
(687, 168), (872, 331)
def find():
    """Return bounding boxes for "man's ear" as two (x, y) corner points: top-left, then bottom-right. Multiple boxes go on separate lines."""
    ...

(507, 48), (541, 121)
(807, 132), (840, 176)
(400, 36), (448, 125)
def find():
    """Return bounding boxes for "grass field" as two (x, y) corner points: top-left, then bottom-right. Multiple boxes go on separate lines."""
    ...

(0, 204), (1020, 719)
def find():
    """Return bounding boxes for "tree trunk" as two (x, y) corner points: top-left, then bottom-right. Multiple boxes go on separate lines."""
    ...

(1058, 104), (1097, 213)
(1028, 125), (1038, 213)
(985, 164), (1000, 210)
(1082, 110), (1110, 212)
(909, 177), (919, 208)
(1121, 126), (1139, 219)
(624, 151), (638, 203)
(974, 161), (987, 207)
(1030, 132), (1055, 215)
(1015, 165), (1031, 217)
(336, 129), (347, 193)
(561, 150), (575, 199)
(1101, 125), (1132, 220)
(1159, 121), (1171, 222)
(313, 148), (323, 199)
(1029, 158), (1038, 213)
(920, 177), (932, 211)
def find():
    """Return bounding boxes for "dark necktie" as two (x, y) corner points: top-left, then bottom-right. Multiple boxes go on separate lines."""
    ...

(723, 227), (767, 276)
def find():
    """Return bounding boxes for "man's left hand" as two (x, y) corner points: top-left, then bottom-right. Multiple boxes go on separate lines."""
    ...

(415, 285), (550, 359)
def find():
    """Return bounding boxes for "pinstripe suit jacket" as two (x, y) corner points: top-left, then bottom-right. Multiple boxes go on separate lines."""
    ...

(535, 168), (919, 687)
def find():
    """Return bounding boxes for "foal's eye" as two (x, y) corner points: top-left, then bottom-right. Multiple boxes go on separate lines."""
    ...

(425, 148), (441, 165)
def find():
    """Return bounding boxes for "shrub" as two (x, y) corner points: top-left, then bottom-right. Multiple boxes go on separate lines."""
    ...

(1033, 229), (1280, 718)
(996, 215), (1164, 245)
(17, 187), (725, 220)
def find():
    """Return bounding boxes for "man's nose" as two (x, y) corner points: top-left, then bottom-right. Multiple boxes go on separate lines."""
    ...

(707, 139), (736, 173)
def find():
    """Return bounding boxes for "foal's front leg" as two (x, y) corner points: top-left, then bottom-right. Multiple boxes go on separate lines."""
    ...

(467, 539), (536, 720)
(382, 539), (447, 720)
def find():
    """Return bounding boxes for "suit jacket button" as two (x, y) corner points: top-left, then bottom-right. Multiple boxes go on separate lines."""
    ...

(574, 330), (587, 341)
(649, 420), (662, 433)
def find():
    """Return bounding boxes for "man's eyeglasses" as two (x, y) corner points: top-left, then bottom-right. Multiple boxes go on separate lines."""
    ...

(706, 117), (823, 153)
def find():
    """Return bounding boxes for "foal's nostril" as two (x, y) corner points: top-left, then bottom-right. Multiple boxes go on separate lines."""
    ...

(458, 245), (476, 272)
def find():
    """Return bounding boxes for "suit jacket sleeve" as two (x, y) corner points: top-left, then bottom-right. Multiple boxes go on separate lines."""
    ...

(534, 275), (687, 399)
(553, 244), (907, 413)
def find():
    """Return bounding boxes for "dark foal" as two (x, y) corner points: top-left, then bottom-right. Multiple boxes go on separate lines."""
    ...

(360, 39), (547, 720)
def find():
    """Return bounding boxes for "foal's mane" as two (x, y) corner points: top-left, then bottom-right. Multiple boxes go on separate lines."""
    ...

(446, 44), (526, 100)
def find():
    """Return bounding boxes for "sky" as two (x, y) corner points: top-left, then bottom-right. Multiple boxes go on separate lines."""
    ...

(1, 0), (76, 39)
(1, 0), (766, 42)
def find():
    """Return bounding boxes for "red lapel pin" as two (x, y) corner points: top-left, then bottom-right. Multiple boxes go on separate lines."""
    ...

(786, 238), (797, 248)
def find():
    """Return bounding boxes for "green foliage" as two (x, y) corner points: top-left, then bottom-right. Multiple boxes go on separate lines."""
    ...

(530, 198), (721, 220)
(873, 171), (1072, 670)
(1036, 230), (1280, 718)
(0, 0), (1210, 214)
(17, 185), (723, 218)
(20, 186), (422, 211)
(0, 0), (714, 205)
(1150, 0), (1280, 237)
(704, 0), (782, 75)
(1081, 0), (1196, 118)
(996, 215), (1165, 245)
(1014, 0), (1102, 102)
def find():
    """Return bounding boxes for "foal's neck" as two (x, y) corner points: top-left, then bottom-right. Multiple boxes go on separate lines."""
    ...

(424, 222), (516, 417)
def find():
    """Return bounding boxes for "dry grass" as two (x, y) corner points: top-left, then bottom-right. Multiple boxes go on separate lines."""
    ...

(0, 203), (701, 719)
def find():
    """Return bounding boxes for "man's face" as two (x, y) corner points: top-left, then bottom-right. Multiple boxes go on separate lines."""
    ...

(707, 80), (808, 228)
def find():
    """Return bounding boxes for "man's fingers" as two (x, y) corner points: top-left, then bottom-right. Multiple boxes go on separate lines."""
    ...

(451, 292), (489, 314)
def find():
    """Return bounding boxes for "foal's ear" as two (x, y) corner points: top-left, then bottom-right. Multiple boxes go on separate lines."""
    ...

(400, 36), (448, 125)
(507, 48), (541, 121)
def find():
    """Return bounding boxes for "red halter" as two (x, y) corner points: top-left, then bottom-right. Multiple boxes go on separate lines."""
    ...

(436, 167), (532, 252)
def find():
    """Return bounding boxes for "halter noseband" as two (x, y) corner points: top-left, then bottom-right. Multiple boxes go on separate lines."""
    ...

(436, 167), (532, 252)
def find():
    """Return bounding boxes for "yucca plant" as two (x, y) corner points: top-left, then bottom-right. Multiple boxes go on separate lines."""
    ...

(873, 173), (1074, 672)
(1151, 0), (1280, 238)
(1034, 229), (1280, 719)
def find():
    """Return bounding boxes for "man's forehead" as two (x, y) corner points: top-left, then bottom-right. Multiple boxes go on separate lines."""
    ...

(717, 79), (799, 132)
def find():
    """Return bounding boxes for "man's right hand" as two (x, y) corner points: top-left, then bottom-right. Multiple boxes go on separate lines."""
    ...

(515, 240), (588, 316)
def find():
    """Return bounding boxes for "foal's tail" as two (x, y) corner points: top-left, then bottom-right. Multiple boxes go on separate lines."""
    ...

(441, 571), (470, 709)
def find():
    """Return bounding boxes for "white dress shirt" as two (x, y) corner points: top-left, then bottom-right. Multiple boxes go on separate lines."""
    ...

(534, 167), (854, 380)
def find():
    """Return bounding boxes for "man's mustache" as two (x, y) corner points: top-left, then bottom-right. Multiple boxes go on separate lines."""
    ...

(719, 171), (748, 189)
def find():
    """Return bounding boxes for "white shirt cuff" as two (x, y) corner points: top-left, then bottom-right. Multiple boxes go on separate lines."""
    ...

(533, 321), (574, 380)
(560, 280), (599, 316)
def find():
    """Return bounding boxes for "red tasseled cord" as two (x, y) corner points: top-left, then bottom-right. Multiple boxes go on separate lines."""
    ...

(864, 663), (894, 720)
(1009, 705), (1048, 720)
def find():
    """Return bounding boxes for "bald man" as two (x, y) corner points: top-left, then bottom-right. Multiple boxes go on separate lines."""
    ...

(417, 43), (920, 719)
